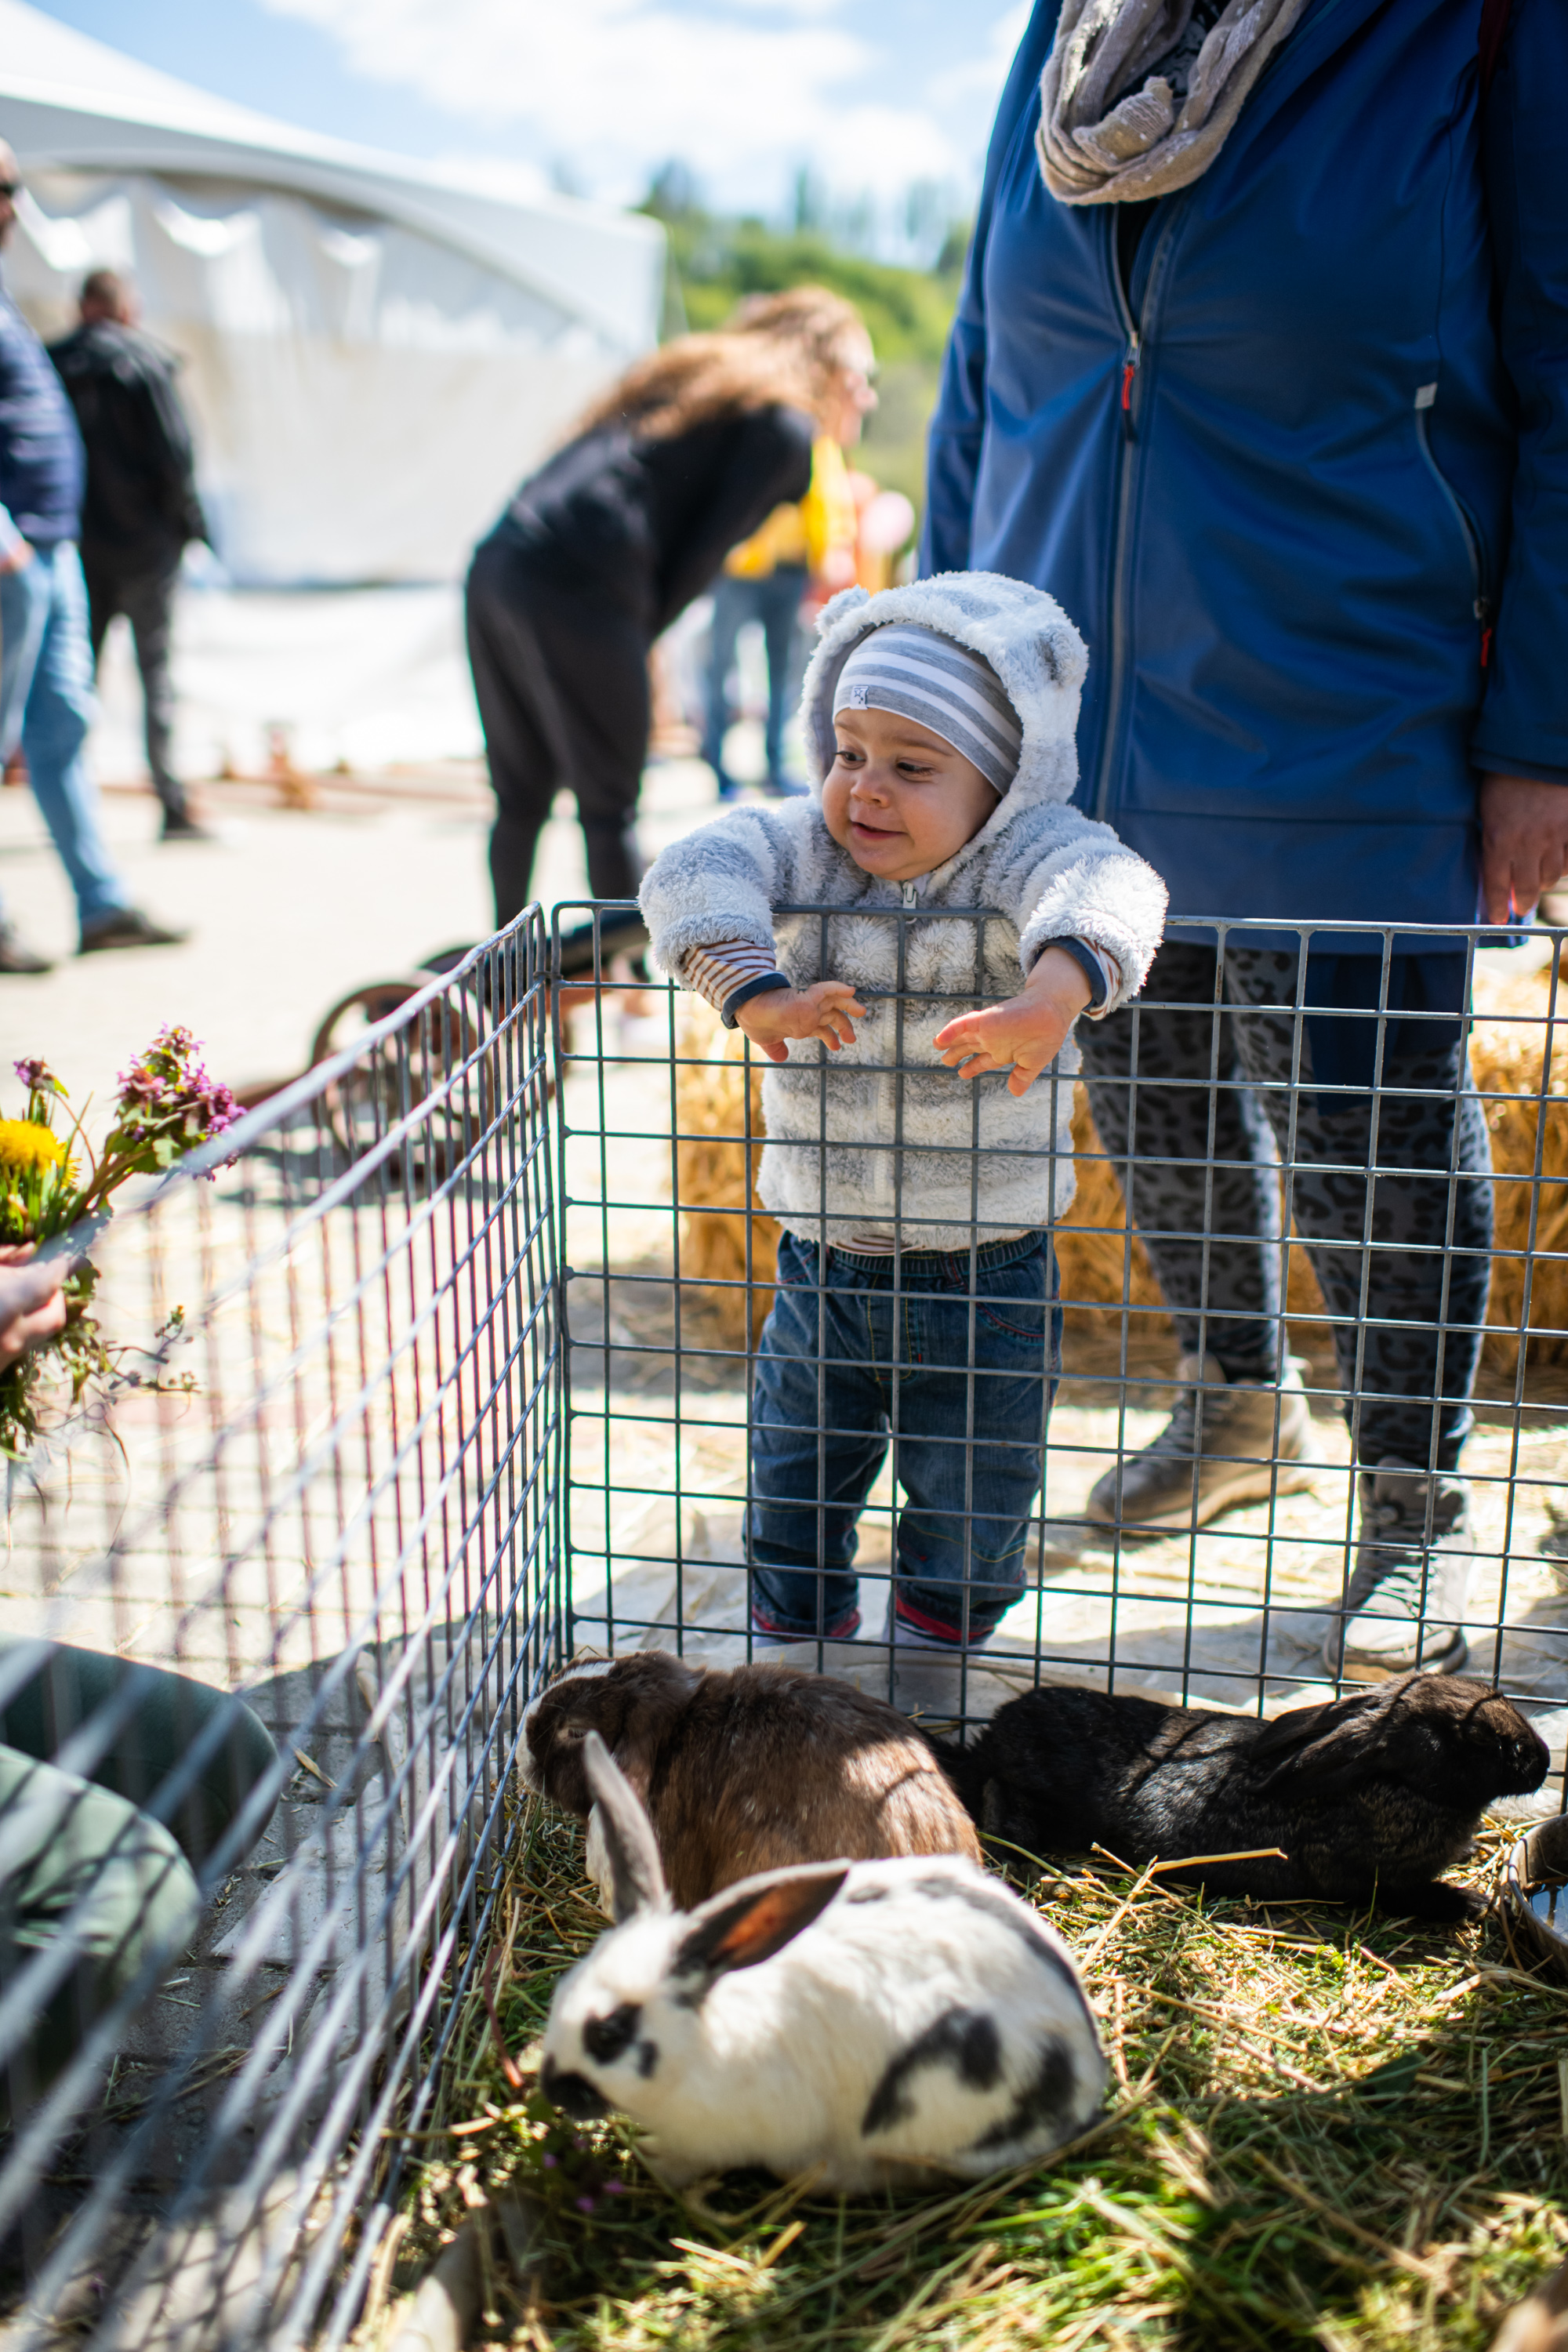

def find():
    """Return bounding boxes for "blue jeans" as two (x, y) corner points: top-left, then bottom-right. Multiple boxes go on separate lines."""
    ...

(0, 543), (128, 928)
(702, 567), (806, 789)
(748, 1230), (1061, 1639)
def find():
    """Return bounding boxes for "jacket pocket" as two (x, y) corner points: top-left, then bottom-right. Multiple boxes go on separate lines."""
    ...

(1414, 385), (1492, 660)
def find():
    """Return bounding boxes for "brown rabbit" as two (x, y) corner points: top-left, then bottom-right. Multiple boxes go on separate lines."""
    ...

(522, 1650), (981, 1910)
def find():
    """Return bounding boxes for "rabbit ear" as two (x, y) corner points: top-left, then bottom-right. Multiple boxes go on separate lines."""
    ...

(671, 1864), (850, 1990)
(583, 1730), (668, 1921)
(1250, 1687), (1406, 1798)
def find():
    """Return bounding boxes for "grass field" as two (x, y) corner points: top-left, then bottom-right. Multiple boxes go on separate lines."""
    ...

(365, 1797), (1568, 2352)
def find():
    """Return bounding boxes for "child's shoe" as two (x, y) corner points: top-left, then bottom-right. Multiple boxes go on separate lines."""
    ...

(750, 1599), (862, 1646)
(884, 1592), (996, 1652)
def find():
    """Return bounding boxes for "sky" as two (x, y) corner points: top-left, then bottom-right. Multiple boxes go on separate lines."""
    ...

(27, 0), (1033, 229)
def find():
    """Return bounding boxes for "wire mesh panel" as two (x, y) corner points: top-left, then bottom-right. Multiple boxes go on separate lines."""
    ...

(0, 916), (562, 2349)
(555, 903), (1568, 1788)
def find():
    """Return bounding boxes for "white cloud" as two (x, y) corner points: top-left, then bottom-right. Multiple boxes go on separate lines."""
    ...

(257, 0), (967, 208)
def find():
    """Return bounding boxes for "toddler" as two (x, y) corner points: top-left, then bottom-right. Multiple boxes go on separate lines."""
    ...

(641, 572), (1167, 1649)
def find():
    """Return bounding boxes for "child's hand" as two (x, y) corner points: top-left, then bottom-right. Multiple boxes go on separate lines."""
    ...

(735, 981), (868, 1064)
(933, 946), (1094, 1098)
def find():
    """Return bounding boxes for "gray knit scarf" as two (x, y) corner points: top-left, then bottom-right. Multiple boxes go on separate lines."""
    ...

(1037, 0), (1309, 205)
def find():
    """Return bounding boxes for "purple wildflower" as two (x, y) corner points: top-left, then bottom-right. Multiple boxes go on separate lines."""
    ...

(113, 1030), (239, 1168)
(116, 1064), (162, 1111)
(575, 2196), (596, 2214)
(192, 1074), (238, 1135)
(13, 1058), (58, 1095)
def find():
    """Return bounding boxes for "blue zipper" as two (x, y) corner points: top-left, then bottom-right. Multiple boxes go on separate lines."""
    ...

(1094, 205), (1184, 823)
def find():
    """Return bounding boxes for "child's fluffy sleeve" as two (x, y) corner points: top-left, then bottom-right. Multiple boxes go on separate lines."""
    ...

(983, 804), (1167, 1011)
(638, 800), (815, 982)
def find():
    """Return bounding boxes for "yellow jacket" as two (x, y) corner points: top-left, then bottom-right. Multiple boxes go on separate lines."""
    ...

(724, 437), (856, 580)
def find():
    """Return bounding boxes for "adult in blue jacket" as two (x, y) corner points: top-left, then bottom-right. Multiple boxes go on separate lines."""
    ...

(0, 146), (181, 971)
(924, 0), (1566, 1679)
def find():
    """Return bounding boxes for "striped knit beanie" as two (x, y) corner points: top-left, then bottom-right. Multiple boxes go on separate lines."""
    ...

(831, 622), (1023, 797)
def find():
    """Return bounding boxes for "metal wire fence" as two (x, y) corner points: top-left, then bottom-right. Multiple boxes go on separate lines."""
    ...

(556, 903), (1568, 1775)
(9, 894), (1568, 2344)
(0, 914), (561, 2349)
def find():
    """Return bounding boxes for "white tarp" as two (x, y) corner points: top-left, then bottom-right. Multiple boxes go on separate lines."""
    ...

(89, 581), (481, 779)
(0, 0), (665, 585)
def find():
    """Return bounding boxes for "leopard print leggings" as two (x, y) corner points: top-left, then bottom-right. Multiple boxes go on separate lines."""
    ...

(1075, 943), (1493, 1472)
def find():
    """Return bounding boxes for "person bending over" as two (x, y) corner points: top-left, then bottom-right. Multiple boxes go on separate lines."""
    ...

(467, 295), (875, 925)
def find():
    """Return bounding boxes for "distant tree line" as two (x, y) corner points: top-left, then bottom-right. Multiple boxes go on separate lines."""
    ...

(639, 162), (970, 370)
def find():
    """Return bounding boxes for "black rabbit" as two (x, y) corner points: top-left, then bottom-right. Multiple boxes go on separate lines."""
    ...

(935, 1673), (1550, 1922)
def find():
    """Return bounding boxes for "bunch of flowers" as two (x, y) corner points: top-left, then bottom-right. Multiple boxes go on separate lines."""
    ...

(0, 1030), (239, 1457)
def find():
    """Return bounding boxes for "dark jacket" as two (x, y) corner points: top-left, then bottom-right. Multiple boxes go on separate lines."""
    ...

(920, 0), (1566, 936)
(486, 402), (815, 637)
(47, 320), (206, 577)
(0, 288), (83, 551)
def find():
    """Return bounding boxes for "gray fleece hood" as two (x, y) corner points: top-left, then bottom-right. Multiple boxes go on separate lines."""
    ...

(800, 572), (1089, 832)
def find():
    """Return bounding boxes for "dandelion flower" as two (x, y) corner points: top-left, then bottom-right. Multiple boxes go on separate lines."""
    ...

(0, 1120), (67, 1177)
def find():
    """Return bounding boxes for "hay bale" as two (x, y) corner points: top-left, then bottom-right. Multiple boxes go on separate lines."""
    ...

(1472, 956), (1568, 1370)
(673, 1000), (779, 1343)
(1033, 1094), (1332, 1335)
(1052, 1092), (1169, 1331)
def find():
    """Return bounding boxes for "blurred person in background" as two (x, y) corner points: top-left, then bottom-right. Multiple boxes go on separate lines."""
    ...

(850, 476), (917, 598)
(466, 302), (875, 926)
(50, 270), (211, 844)
(701, 289), (875, 800)
(0, 144), (185, 973)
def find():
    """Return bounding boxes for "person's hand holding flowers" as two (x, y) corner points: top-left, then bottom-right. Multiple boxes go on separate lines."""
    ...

(0, 1032), (238, 1456)
(0, 1250), (70, 1370)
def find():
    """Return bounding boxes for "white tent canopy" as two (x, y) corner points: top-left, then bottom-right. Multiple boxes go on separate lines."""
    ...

(0, 0), (665, 583)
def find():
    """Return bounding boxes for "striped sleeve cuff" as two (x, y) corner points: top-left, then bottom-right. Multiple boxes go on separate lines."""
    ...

(681, 940), (790, 1023)
(1034, 935), (1123, 1018)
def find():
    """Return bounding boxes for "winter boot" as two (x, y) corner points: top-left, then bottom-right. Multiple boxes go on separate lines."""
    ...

(1085, 1352), (1312, 1534)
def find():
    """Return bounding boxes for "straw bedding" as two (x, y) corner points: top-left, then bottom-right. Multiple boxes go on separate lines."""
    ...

(376, 1795), (1568, 2352)
(672, 964), (1568, 1367)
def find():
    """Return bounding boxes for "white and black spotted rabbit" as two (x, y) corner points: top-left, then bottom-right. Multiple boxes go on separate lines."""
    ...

(539, 1732), (1107, 2190)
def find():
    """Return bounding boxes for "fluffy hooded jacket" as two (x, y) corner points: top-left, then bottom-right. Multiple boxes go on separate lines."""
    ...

(640, 572), (1167, 1250)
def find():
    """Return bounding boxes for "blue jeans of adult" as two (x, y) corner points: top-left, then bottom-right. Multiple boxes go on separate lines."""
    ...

(0, 542), (129, 931)
(747, 1229), (1061, 1641)
(702, 566), (806, 792)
